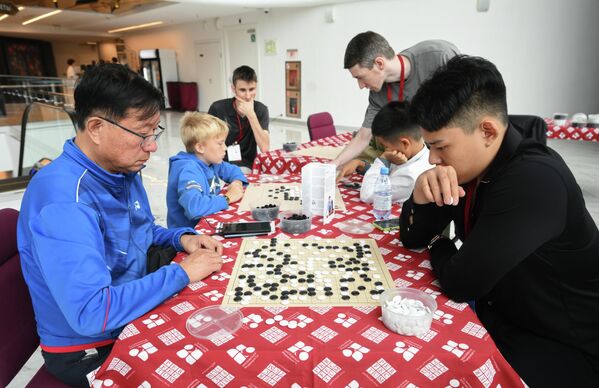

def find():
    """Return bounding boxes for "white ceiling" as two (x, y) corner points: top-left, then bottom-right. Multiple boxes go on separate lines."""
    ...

(0, 0), (363, 41)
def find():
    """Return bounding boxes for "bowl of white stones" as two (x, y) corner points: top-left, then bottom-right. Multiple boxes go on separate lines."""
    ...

(380, 287), (437, 336)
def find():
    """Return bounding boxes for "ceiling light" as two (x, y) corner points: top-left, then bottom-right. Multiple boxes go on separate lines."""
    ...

(108, 21), (163, 33)
(22, 9), (62, 25)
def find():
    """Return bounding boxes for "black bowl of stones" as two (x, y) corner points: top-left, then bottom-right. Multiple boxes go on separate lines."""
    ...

(280, 211), (312, 234)
(283, 142), (298, 152)
(380, 288), (437, 336)
(250, 200), (281, 221)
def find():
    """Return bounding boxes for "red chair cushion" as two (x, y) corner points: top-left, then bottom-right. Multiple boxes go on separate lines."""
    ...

(307, 112), (336, 141)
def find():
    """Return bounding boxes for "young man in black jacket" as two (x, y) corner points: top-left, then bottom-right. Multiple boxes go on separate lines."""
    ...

(400, 55), (599, 386)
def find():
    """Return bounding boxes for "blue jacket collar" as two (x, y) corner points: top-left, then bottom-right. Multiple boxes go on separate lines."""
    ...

(63, 138), (139, 187)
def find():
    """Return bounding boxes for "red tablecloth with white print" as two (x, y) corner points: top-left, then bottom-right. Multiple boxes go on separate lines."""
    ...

(90, 174), (523, 388)
(545, 119), (599, 142)
(252, 132), (353, 175)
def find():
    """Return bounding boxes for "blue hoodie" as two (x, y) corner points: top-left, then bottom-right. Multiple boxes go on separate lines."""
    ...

(17, 139), (195, 352)
(167, 152), (247, 228)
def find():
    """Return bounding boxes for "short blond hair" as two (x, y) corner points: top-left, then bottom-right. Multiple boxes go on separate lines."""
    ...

(180, 112), (229, 153)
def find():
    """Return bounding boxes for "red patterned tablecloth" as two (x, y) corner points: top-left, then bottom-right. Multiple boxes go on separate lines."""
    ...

(252, 132), (353, 174)
(545, 119), (599, 142)
(91, 174), (523, 387)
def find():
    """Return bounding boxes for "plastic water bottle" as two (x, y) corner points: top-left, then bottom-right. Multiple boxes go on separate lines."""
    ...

(373, 166), (392, 220)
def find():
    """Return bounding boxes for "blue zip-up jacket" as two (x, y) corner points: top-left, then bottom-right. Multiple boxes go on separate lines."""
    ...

(166, 152), (247, 228)
(17, 139), (195, 352)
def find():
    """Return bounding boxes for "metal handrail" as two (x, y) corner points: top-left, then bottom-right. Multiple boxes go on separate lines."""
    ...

(0, 175), (31, 192)
(0, 74), (66, 81)
(18, 102), (77, 177)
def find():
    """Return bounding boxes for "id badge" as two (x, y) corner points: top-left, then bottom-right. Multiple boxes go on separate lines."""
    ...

(227, 144), (242, 161)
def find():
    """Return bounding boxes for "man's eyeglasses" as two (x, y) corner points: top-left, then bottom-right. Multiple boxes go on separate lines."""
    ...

(96, 116), (165, 148)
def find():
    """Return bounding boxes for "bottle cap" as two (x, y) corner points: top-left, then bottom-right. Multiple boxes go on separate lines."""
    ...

(380, 167), (389, 175)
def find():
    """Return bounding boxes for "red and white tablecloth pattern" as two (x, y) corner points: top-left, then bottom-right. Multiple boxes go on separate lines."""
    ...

(91, 175), (523, 388)
(545, 119), (599, 142)
(252, 132), (353, 175)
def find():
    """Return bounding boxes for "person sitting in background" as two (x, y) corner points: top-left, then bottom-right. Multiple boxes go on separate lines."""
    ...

(360, 101), (433, 204)
(167, 112), (247, 228)
(208, 65), (269, 173)
(400, 55), (599, 386)
(18, 64), (224, 387)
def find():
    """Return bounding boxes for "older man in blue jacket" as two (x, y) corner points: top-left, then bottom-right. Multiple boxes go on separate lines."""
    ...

(17, 64), (224, 387)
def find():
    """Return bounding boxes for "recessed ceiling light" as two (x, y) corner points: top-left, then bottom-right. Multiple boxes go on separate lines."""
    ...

(108, 21), (163, 33)
(22, 9), (62, 25)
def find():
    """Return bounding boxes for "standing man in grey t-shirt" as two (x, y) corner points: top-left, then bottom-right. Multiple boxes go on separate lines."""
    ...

(333, 31), (459, 179)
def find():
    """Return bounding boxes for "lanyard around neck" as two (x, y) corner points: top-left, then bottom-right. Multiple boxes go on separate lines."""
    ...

(386, 54), (405, 103)
(463, 181), (477, 237)
(232, 99), (244, 144)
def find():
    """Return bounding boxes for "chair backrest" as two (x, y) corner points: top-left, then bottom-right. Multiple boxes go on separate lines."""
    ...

(0, 208), (40, 386)
(307, 112), (336, 141)
(508, 114), (547, 145)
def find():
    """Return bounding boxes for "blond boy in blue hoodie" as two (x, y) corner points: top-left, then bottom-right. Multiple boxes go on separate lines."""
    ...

(167, 112), (247, 228)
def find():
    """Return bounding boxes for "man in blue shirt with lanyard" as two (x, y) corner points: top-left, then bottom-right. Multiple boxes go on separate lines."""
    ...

(208, 65), (270, 173)
(333, 31), (459, 179)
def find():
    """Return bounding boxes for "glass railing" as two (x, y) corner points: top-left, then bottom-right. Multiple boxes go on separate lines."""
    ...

(0, 74), (75, 108)
(18, 102), (76, 176)
(0, 74), (76, 193)
(0, 101), (76, 192)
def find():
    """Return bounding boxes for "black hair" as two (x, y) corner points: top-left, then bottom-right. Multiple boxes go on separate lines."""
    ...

(411, 55), (508, 133)
(372, 101), (421, 141)
(67, 58), (75, 65)
(232, 65), (257, 85)
(74, 63), (164, 130)
(344, 31), (395, 69)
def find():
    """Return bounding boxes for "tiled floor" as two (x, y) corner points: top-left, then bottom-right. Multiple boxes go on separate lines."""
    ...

(5, 111), (599, 386)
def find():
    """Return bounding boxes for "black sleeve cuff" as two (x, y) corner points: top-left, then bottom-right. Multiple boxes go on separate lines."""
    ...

(429, 237), (458, 275)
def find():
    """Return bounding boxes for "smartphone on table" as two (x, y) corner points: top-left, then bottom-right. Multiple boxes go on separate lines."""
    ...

(372, 217), (400, 232)
(216, 221), (275, 238)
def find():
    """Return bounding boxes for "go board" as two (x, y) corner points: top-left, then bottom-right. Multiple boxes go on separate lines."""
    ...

(288, 146), (343, 160)
(237, 182), (346, 213)
(221, 238), (395, 307)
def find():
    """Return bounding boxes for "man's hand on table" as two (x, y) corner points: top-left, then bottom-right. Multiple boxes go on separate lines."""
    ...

(178, 248), (223, 283)
(180, 234), (223, 255)
(336, 159), (366, 182)
(224, 180), (244, 204)
(413, 165), (466, 206)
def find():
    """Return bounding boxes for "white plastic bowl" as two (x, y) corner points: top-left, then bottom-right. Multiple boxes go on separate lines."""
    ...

(380, 288), (437, 336)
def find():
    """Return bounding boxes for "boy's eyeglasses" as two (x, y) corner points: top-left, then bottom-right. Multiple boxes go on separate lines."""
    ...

(96, 116), (165, 148)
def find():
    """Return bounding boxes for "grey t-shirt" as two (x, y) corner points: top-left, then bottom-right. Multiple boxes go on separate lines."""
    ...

(362, 40), (460, 128)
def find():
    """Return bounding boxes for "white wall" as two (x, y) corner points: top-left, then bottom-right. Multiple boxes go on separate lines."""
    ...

(98, 42), (118, 62)
(52, 41), (99, 77)
(123, 0), (599, 126)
